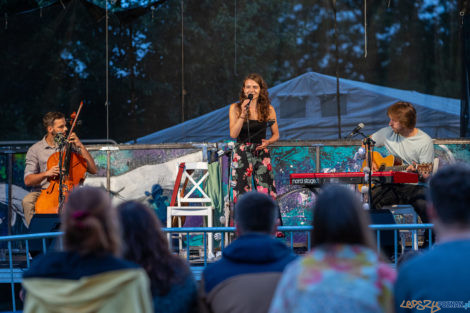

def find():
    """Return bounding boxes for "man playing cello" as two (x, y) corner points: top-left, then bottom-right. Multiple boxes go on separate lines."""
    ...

(22, 112), (97, 227)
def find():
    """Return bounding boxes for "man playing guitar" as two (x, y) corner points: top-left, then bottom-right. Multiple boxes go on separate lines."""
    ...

(370, 101), (434, 224)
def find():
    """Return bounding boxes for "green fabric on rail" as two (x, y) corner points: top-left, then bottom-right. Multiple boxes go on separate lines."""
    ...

(204, 161), (224, 227)
(185, 161), (223, 248)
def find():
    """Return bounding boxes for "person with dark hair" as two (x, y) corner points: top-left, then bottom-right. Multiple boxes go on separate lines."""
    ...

(21, 186), (152, 313)
(22, 111), (97, 227)
(394, 164), (470, 312)
(117, 201), (198, 313)
(229, 73), (279, 203)
(269, 185), (396, 313)
(370, 101), (434, 224)
(199, 192), (296, 313)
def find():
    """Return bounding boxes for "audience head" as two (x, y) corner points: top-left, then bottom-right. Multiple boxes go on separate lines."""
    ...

(428, 163), (470, 228)
(117, 201), (185, 296)
(311, 185), (375, 249)
(61, 186), (121, 256)
(235, 191), (278, 235)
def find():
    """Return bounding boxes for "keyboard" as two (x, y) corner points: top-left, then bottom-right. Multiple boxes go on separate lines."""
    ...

(290, 171), (419, 186)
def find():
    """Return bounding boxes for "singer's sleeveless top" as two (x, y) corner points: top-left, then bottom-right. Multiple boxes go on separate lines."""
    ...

(237, 120), (267, 144)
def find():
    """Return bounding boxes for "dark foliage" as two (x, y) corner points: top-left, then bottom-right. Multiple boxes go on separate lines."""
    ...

(0, 0), (462, 142)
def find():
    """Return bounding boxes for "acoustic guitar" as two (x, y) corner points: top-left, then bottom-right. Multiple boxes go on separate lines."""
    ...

(360, 151), (432, 188)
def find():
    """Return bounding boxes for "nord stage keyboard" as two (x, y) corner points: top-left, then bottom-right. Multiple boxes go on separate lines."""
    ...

(290, 171), (419, 187)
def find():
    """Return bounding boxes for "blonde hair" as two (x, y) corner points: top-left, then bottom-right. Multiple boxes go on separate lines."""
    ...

(387, 101), (416, 129)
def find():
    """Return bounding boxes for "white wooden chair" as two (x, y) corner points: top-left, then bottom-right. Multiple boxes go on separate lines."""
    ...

(167, 162), (214, 258)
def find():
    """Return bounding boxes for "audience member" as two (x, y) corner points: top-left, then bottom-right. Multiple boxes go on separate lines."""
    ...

(394, 164), (470, 312)
(269, 185), (396, 313)
(117, 201), (198, 313)
(21, 186), (152, 313)
(199, 191), (296, 313)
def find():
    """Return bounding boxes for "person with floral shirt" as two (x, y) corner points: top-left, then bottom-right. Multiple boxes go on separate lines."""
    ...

(269, 185), (396, 313)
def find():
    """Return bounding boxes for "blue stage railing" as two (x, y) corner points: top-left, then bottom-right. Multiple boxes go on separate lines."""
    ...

(0, 224), (433, 312)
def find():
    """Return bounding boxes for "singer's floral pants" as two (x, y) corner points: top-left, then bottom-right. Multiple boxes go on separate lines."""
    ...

(231, 143), (277, 203)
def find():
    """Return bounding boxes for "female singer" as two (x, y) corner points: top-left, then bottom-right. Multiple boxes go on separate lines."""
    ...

(229, 73), (279, 203)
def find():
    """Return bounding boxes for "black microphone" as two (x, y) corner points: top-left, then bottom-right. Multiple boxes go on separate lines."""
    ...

(345, 123), (365, 138)
(246, 94), (253, 108)
(54, 132), (66, 146)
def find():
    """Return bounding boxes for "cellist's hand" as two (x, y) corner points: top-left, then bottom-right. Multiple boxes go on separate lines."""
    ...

(45, 165), (60, 178)
(68, 132), (84, 149)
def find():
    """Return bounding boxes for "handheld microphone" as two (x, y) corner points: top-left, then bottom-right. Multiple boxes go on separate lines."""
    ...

(345, 123), (365, 138)
(246, 94), (253, 108)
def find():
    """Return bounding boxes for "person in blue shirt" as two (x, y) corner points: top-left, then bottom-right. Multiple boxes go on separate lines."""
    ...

(394, 164), (470, 312)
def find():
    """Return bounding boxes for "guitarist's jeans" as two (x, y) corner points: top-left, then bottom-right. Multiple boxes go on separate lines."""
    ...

(371, 183), (429, 223)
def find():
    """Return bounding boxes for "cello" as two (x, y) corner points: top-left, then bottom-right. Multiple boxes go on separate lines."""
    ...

(35, 102), (88, 214)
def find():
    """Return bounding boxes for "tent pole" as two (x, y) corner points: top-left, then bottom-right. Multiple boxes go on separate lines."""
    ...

(332, 0), (342, 139)
(460, 0), (470, 137)
(105, 0), (109, 141)
(181, 0), (185, 123)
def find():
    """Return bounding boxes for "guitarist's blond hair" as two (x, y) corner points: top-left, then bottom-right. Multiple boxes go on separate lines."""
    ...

(387, 101), (416, 129)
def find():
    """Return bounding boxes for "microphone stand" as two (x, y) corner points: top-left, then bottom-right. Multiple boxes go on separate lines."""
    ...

(246, 99), (252, 143)
(358, 131), (375, 210)
(53, 133), (68, 214)
(57, 142), (66, 214)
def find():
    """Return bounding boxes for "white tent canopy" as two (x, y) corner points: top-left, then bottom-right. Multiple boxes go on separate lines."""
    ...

(134, 72), (460, 143)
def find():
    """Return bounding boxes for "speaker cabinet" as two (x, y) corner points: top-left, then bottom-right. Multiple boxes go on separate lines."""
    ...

(28, 214), (61, 253)
(369, 209), (397, 256)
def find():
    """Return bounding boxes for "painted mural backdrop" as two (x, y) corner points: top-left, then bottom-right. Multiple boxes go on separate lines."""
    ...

(1, 142), (470, 243)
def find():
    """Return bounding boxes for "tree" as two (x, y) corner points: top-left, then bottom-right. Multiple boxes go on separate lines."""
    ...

(0, 0), (461, 142)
